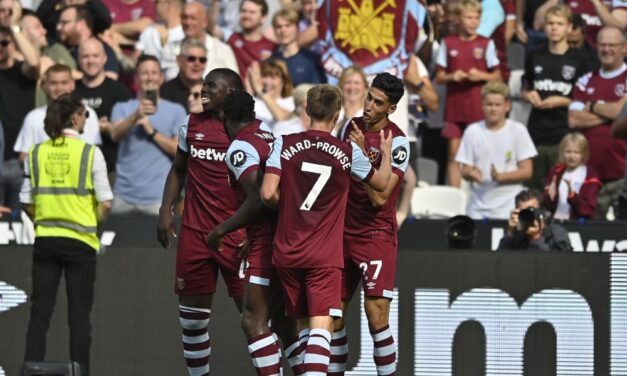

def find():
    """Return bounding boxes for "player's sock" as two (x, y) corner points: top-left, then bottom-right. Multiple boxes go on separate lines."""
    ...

(248, 331), (282, 376)
(272, 332), (283, 369)
(371, 325), (396, 376)
(179, 305), (211, 376)
(298, 328), (310, 358)
(328, 327), (348, 375)
(285, 339), (306, 375)
(303, 328), (331, 375)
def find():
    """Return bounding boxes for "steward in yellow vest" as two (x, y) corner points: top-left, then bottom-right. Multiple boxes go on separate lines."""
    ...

(20, 94), (113, 374)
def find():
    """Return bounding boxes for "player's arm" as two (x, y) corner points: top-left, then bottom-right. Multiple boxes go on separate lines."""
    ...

(260, 136), (283, 208)
(364, 131), (405, 207)
(261, 173), (280, 208)
(157, 116), (189, 249)
(207, 171), (266, 250)
(359, 130), (393, 200)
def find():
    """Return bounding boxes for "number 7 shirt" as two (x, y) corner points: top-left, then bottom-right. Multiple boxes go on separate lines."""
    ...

(265, 130), (375, 269)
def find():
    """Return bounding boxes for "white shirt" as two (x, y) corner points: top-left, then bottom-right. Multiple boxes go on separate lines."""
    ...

(555, 165), (587, 220)
(203, 33), (240, 77)
(13, 105), (102, 154)
(253, 96), (295, 129)
(272, 116), (305, 137)
(136, 24), (185, 81)
(20, 129), (113, 204)
(456, 119), (538, 220)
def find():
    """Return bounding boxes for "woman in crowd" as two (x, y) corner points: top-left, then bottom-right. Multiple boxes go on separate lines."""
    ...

(333, 65), (368, 135)
(247, 58), (295, 128)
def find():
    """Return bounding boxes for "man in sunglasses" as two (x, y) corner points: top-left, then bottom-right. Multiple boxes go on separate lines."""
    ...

(160, 37), (206, 113)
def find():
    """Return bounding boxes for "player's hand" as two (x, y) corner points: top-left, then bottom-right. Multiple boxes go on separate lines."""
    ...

(379, 129), (393, 159)
(349, 121), (366, 153)
(206, 228), (224, 252)
(525, 90), (542, 107)
(238, 238), (251, 260)
(545, 175), (557, 201)
(157, 207), (177, 249)
(490, 163), (500, 183)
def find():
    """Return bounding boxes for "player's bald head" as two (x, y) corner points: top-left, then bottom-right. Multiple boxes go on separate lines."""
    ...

(206, 68), (243, 91)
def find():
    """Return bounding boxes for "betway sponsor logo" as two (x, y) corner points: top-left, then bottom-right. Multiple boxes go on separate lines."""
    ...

(534, 79), (573, 96)
(190, 144), (225, 161)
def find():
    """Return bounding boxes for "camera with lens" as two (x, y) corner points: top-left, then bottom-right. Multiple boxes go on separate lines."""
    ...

(518, 207), (546, 229)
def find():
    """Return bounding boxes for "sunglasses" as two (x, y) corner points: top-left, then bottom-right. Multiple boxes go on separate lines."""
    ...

(184, 55), (208, 64)
(0, 40), (11, 47)
(190, 92), (201, 99)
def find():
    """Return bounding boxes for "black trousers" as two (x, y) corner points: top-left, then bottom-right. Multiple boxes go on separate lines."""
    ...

(24, 236), (97, 374)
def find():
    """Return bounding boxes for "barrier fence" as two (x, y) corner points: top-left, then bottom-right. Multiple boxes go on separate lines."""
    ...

(1, 217), (627, 375)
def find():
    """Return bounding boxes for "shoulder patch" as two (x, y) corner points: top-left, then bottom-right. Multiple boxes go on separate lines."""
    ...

(230, 150), (246, 167)
(392, 146), (408, 165)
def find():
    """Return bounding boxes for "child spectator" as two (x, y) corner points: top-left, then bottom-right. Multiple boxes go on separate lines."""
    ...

(436, 0), (501, 187)
(521, 5), (590, 191)
(456, 81), (537, 220)
(543, 132), (601, 220)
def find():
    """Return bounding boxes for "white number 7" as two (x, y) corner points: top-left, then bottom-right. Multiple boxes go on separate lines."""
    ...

(300, 162), (332, 211)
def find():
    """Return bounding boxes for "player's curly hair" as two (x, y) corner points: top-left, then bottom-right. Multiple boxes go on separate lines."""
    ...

(371, 73), (404, 105)
(224, 90), (255, 123)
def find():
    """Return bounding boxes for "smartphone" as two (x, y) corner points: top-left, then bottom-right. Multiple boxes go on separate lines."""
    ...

(143, 89), (158, 106)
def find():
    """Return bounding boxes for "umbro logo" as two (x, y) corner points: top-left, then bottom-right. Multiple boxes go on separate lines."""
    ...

(194, 133), (205, 140)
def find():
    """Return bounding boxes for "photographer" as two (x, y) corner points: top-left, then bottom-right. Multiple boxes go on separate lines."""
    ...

(498, 189), (573, 251)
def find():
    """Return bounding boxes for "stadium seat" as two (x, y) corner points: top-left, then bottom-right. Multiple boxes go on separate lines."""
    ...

(410, 186), (468, 218)
(22, 361), (81, 376)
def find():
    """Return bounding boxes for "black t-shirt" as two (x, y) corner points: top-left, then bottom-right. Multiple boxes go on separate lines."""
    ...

(74, 77), (132, 172)
(522, 47), (591, 145)
(0, 62), (36, 160)
(160, 75), (190, 113)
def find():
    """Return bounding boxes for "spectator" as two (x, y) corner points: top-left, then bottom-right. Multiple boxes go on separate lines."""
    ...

(498, 189), (573, 251)
(104, 0), (156, 44)
(181, 1), (239, 77)
(19, 9), (78, 107)
(543, 132), (601, 220)
(223, 0), (277, 80)
(522, 5), (590, 191)
(335, 65), (368, 135)
(160, 38), (207, 112)
(436, 0), (501, 187)
(53, 5), (120, 79)
(612, 103), (627, 219)
(515, 0), (548, 54)
(74, 38), (133, 177)
(456, 81), (537, 220)
(36, 0), (111, 44)
(567, 13), (600, 72)
(568, 26), (626, 219)
(0, 24), (39, 209)
(248, 58), (295, 127)
(13, 64), (102, 163)
(187, 82), (203, 114)
(135, 0), (185, 81)
(491, 0), (516, 83)
(532, 0), (611, 49)
(272, 83), (313, 137)
(0, 0), (13, 27)
(110, 54), (186, 214)
(271, 9), (325, 86)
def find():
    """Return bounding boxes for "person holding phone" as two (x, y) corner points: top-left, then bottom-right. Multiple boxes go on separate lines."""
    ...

(110, 54), (186, 214)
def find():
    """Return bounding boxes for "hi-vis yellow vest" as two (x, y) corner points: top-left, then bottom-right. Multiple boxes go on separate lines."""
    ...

(29, 137), (100, 251)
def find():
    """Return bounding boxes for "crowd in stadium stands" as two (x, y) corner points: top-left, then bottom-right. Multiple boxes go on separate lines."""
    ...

(1, 0), (627, 222)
